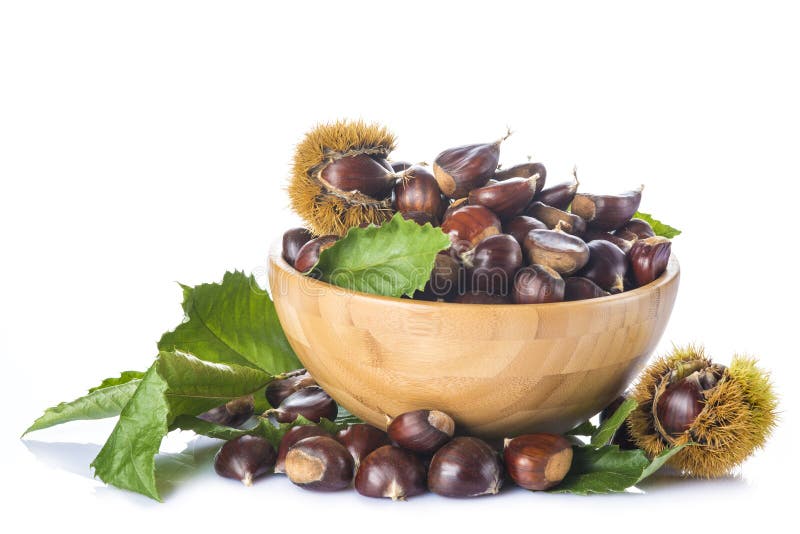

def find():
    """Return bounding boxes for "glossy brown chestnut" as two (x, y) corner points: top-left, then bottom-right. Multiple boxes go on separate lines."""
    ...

(494, 161), (547, 194)
(523, 229), (590, 276)
(440, 205), (502, 253)
(281, 227), (314, 268)
(274, 424), (331, 474)
(387, 409), (455, 454)
(571, 187), (643, 231)
(394, 165), (445, 223)
(271, 386), (338, 424)
(428, 437), (503, 497)
(628, 236), (672, 286)
(401, 211), (435, 226)
(433, 135), (508, 199)
(512, 265), (565, 304)
(583, 229), (635, 254)
(564, 276), (610, 301)
(442, 197), (468, 222)
(533, 173), (578, 210)
(214, 435), (277, 486)
(266, 370), (317, 408)
(462, 234), (522, 294)
(199, 395), (255, 428)
(335, 424), (392, 470)
(468, 176), (539, 219)
(451, 290), (511, 304)
(354, 445), (427, 500)
(503, 434), (573, 491)
(425, 250), (465, 299)
(614, 217), (655, 241)
(293, 235), (339, 274)
(504, 215), (548, 246)
(284, 436), (354, 491)
(655, 379), (705, 437)
(577, 240), (628, 293)
(526, 201), (586, 236)
(318, 153), (396, 200)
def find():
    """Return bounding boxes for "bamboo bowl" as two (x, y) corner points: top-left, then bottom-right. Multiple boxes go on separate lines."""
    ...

(268, 251), (680, 438)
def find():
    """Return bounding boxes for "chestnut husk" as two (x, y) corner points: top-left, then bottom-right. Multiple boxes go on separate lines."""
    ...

(214, 435), (277, 486)
(354, 445), (427, 500)
(284, 435), (354, 491)
(462, 234), (522, 295)
(428, 437), (503, 497)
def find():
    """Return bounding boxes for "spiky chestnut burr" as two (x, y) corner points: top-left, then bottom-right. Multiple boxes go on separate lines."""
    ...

(628, 345), (778, 478)
(288, 120), (398, 236)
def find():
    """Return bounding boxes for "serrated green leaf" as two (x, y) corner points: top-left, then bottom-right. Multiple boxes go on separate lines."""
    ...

(314, 213), (451, 298)
(91, 351), (273, 501)
(23, 379), (142, 436)
(88, 371), (146, 393)
(591, 398), (637, 447)
(638, 443), (690, 482)
(551, 445), (650, 495)
(566, 420), (598, 436)
(158, 271), (300, 374)
(634, 212), (682, 238)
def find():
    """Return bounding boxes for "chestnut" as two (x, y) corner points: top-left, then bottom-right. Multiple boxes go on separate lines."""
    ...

(284, 436), (354, 491)
(628, 236), (672, 286)
(271, 386), (338, 424)
(614, 217), (655, 241)
(467, 176), (539, 219)
(504, 215), (548, 246)
(440, 205), (502, 254)
(275, 424), (331, 474)
(354, 445), (427, 500)
(266, 369), (317, 408)
(394, 165), (445, 224)
(390, 160), (414, 172)
(503, 434), (573, 490)
(198, 395), (255, 428)
(425, 250), (465, 299)
(214, 435), (277, 486)
(656, 378), (705, 437)
(428, 437), (503, 497)
(401, 211), (435, 226)
(462, 234), (522, 294)
(564, 276), (610, 301)
(451, 290), (511, 304)
(335, 424), (391, 470)
(293, 235), (339, 274)
(433, 135), (508, 199)
(512, 265), (565, 304)
(318, 153), (396, 200)
(494, 161), (547, 194)
(577, 240), (628, 293)
(523, 229), (590, 276)
(441, 197), (469, 223)
(571, 187), (643, 231)
(387, 409), (455, 454)
(583, 229), (635, 254)
(281, 227), (314, 268)
(533, 172), (578, 210)
(526, 201), (586, 236)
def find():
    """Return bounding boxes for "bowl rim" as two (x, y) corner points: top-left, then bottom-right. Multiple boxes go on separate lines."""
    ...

(268, 241), (679, 309)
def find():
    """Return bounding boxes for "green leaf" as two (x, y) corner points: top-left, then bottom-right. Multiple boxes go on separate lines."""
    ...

(335, 406), (362, 427)
(91, 351), (273, 501)
(566, 420), (598, 437)
(314, 213), (451, 298)
(634, 212), (682, 238)
(170, 415), (253, 441)
(591, 398), (637, 447)
(88, 371), (146, 392)
(23, 379), (142, 436)
(157, 271), (300, 374)
(551, 445), (650, 495)
(638, 443), (690, 482)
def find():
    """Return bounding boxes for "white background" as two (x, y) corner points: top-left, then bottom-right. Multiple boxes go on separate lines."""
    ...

(2, 1), (799, 532)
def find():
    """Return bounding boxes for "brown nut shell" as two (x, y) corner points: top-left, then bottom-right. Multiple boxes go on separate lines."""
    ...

(282, 228), (314, 268)
(428, 437), (503, 497)
(503, 433), (573, 490)
(504, 215), (548, 246)
(615, 217), (655, 240)
(284, 436), (354, 491)
(512, 265), (565, 304)
(533, 174), (578, 210)
(198, 395), (255, 428)
(526, 201), (586, 235)
(494, 161), (547, 194)
(354, 445), (427, 500)
(275, 424), (331, 474)
(433, 137), (506, 199)
(214, 435), (277, 486)
(462, 234), (522, 295)
(335, 424), (391, 470)
(294, 235), (339, 275)
(394, 165), (444, 223)
(451, 291), (511, 304)
(564, 276), (610, 301)
(577, 240), (628, 293)
(272, 386), (338, 424)
(571, 187), (643, 231)
(387, 409), (455, 454)
(583, 229), (635, 254)
(319, 153), (396, 200)
(468, 176), (539, 219)
(523, 229), (590, 276)
(628, 236), (672, 286)
(440, 205), (502, 254)
(266, 370), (317, 408)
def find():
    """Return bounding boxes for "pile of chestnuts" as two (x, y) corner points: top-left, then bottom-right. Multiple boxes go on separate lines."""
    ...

(282, 135), (673, 304)
(212, 368), (576, 499)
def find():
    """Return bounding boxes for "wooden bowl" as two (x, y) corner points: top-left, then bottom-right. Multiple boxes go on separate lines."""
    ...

(268, 251), (680, 438)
